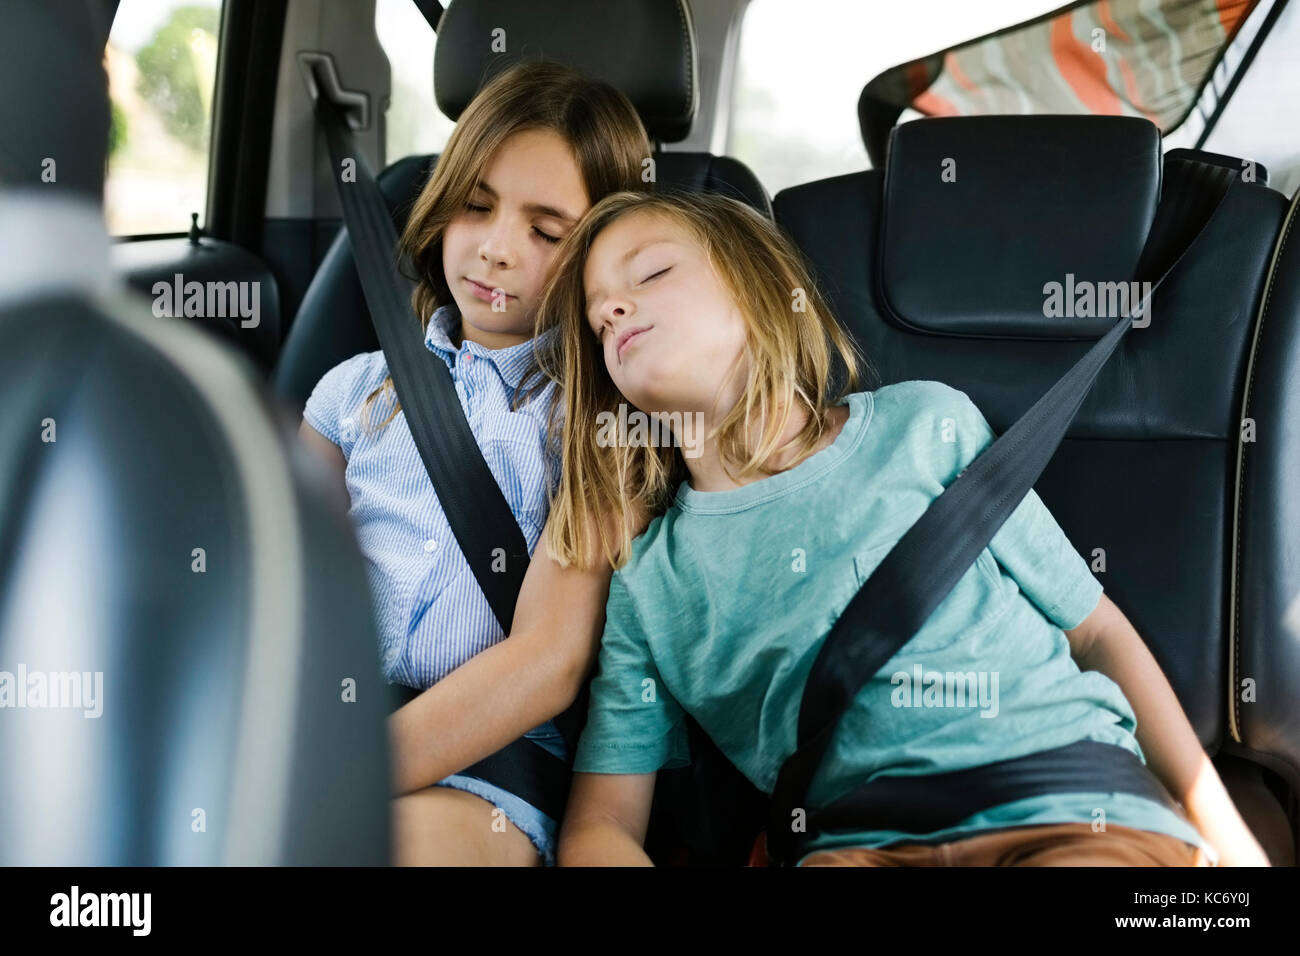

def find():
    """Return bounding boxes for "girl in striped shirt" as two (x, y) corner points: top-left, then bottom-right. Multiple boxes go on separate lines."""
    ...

(299, 60), (650, 866)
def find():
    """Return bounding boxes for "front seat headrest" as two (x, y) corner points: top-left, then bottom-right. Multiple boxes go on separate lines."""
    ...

(880, 115), (1162, 338)
(0, 1), (392, 865)
(0, 0), (111, 204)
(434, 0), (698, 143)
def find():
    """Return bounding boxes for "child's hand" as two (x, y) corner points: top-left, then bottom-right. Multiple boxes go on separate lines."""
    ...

(1207, 832), (1270, 867)
(1189, 810), (1270, 866)
(1172, 753), (1270, 866)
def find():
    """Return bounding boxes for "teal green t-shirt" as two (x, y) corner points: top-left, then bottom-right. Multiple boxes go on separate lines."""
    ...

(572, 381), (1213, 865)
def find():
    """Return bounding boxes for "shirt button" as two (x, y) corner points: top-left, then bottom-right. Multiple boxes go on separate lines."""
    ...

(463, 351), (473, 364)
(423, 538), (438, 552)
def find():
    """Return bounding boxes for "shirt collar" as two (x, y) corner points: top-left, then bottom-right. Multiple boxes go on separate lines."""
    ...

(423, 303), (556, 390)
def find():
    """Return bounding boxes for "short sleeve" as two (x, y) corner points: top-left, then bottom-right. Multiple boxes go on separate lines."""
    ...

(572, 574), (692, 774)
(302, 353), (376, 455)
(945, 385), (1104, 632)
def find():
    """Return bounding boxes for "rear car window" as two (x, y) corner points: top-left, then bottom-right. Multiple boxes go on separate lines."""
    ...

(375, 0), (456, 165)
(857, 0), (1261, 166)
(728, 0), (1058, 192)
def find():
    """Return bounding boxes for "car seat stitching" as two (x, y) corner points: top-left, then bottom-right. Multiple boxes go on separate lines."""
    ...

(1229, 184), (1297, 744)
(674, 0), (692, 123)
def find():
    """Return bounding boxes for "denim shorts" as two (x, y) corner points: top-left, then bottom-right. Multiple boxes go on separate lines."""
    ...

(430, 719), (569, 866)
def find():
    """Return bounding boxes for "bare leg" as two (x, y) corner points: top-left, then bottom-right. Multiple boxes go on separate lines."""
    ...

(391, 787), (543, 866)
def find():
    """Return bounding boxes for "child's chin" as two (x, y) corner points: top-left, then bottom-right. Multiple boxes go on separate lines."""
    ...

(619, 366), (679, 411)
(460, 301), (532, 334)
(619, 385), (669, 417)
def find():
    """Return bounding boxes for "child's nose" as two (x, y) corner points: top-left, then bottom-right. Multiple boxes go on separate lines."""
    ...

(605, 296), (633, 320)
(479, 232), (515, 267)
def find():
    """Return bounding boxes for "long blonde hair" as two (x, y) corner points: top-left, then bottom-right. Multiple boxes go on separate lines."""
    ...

(534, 191), (875, 572)
(357, 59), (652, 434)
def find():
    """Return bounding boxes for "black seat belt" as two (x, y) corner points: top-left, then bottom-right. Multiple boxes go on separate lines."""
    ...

(411, 0), (446, 32)
(764, 159), (1238, 866)
(301, 55), (577, 823)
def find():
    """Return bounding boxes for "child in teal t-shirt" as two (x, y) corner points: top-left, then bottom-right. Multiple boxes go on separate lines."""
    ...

(528, 191), (1265, 867)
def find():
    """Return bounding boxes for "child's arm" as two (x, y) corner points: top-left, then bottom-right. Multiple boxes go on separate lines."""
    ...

(1066, 594), (1270, 866)
(557, 771), (658, 866)
(387, 514), (615, 795)
(388, 503), (649, 796)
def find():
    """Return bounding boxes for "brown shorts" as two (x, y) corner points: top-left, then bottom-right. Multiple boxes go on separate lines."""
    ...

(798, 823), (1211, 867)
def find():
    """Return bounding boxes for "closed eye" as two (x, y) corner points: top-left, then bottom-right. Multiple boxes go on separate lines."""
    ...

(534, 227), (561, 244)
(640, 266), (672, 284)
(465, 202), (489, 213)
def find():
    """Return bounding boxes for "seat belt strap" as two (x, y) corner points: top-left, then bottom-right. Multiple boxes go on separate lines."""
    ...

(766, 159), (1237, 865)
(805, 740), (1180, 852)
(412, 0), (446, 33)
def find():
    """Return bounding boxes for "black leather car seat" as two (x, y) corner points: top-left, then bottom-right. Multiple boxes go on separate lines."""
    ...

(773, 113), (1300, 864)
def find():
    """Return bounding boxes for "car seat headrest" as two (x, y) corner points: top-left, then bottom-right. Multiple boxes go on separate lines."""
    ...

(0, 191), (114, 308)
(0, 1), (111, 204)
(433, 0), (697, 143)
(880, 116), (1162, 337)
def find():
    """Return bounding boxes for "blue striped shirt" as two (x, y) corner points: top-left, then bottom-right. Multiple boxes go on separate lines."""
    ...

(302, 303), (561, 690)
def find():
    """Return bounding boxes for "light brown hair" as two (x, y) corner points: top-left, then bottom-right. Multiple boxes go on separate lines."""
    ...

(534, 190), (875, 572)
(357, 59), (652, 434)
